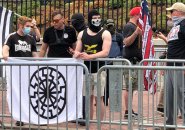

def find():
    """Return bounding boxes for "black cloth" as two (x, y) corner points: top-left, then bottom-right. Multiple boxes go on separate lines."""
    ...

(82, 28), (105, 73)
(5, 32), (37, 57)
(88, 9), (101, 33)
(71, 13), (86, 33)
(167, 19), (185, 66)
(43, 26), (77, 57)
(122, 22), (142, 62)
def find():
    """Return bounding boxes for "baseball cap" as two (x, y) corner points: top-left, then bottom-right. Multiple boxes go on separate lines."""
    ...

(130, 7), (141, 16)
(106, 19), (114, 26)
(166, 2), (185, 13)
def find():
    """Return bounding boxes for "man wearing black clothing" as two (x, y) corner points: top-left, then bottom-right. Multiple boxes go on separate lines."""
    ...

(39, 10), (77, 58)
(155, 2), (185, 130)
(71, 13), (87, 33)
(73, 9), (111, 120)
(2, 16), (37, 126)
(3, 16), (37, 60)
(70, 13), (87, 126)
(122, 6), (142, 119)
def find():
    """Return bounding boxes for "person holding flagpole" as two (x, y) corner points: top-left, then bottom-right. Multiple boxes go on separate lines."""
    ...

(122, 6), (142, 119)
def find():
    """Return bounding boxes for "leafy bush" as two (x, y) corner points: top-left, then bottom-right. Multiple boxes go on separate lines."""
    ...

(108, 0), (123, 9)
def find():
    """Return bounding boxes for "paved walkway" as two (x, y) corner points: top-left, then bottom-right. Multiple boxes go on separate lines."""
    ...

(0, 90), (183, 130)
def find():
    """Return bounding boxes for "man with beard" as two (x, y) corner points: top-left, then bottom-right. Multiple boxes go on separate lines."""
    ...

(73, 9), (111, 120)
(39, 10), (77, 58)
(122, 6), (142, 119)
(156, 2), (185, 130)
(103, 19), (123, 106)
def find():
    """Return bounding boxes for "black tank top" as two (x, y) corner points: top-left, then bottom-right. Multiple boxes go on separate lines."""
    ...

(82, 28), (105, 73)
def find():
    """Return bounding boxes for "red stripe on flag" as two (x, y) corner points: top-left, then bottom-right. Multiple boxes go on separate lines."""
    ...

(139, 0), (157, 93)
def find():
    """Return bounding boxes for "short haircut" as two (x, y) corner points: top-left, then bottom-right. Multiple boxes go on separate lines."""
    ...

(52, 10), (63, 19)
(18, 16), (32, 25)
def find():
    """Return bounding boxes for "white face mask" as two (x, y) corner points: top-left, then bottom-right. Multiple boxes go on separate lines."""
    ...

(91, 19), (101, 27)
(172, 16), (185, 26)
(167, 20), (173, 27)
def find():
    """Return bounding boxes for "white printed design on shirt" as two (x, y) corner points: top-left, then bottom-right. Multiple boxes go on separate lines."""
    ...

(167, 25), (180, 42)
(15, 40), (31, 52)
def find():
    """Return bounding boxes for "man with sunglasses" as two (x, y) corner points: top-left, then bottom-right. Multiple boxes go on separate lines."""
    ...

(154, 2), (185, 130)
(39, 10), (77, 58)
(73, 9), (111, 121)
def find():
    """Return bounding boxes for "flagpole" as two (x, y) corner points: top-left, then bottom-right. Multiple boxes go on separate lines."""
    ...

(14, 12), (21, 17)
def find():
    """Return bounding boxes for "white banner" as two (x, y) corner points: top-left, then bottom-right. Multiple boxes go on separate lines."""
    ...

(6, 58), (83, 124)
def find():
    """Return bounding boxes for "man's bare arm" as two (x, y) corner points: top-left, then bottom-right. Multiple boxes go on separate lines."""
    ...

(39, 42), (48, 57)
(32, 52), (38, 57)
(2, 45), (10, 60)
(124, 27), (142, 47)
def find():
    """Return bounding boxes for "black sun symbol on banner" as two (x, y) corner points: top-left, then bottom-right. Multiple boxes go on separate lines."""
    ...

(29, 67), (66, 119)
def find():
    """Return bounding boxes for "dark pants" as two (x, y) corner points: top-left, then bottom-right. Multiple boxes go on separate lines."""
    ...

(103, 70), (109, 106)
(82, 96), (86, 119)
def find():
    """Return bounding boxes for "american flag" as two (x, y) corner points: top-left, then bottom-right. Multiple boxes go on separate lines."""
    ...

(139, 0), (157, 93)
(0, 6), (14, 57)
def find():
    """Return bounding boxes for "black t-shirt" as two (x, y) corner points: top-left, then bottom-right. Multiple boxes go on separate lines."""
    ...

(82, 28), (105, 73)
(43, 26), (77, 57)
(122, 22), (142, 61)
(5, 32), (37, 57)
(167, 19), (185, 66)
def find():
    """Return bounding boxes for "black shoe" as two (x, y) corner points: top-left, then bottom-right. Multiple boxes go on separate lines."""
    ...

(124, 110), (138, 119)
(154, 128), (175, 130)
(157, 107), (164, 113)
(79, 121), (86, 126)
(71, 118), (82, 123)
(15, 121), (24, 126)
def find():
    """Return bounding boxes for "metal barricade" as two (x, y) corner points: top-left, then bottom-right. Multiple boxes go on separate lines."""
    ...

(0, 58), (90, 130)
(3, 57), (185, 130)
(0, 57), (132, 130)
(137, 59), (185, 130)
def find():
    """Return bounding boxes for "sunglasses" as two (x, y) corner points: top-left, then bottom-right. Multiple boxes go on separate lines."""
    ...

(53, 18), (62, 23)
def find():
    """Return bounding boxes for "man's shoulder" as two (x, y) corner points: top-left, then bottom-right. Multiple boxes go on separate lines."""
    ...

(6, 32), (17, 39)
(65, 25), (75, 30)
(180, 19), (185, 27)
(45, 26), (54, 33)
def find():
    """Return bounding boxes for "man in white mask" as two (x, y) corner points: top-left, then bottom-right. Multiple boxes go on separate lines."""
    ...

(73, 9), (111, 122)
